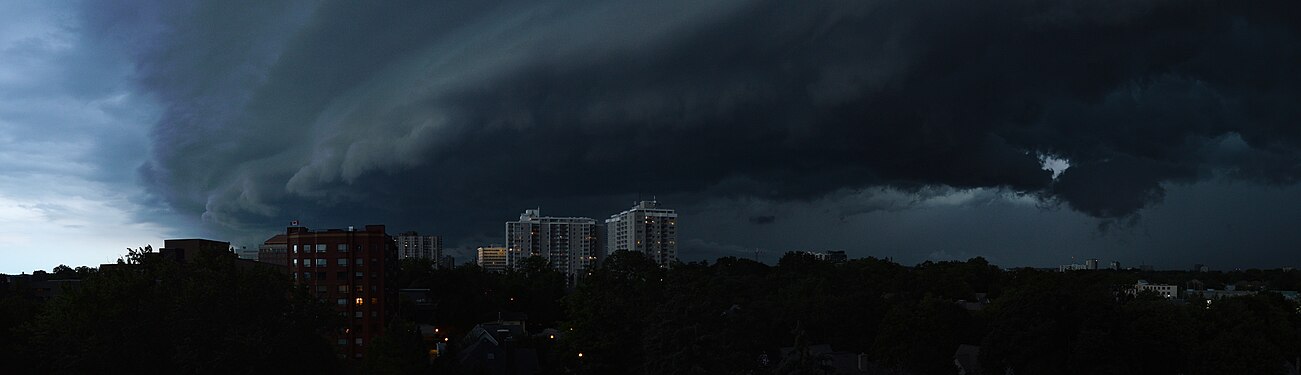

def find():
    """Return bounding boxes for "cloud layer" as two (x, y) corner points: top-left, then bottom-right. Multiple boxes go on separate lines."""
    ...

(75, 0), (1301, 265)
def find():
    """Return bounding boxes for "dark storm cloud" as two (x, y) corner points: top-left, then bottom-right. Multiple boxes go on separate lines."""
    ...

(89, 1), (1301, 248)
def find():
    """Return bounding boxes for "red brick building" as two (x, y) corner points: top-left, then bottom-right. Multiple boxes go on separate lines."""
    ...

(286, 224), (398, 359)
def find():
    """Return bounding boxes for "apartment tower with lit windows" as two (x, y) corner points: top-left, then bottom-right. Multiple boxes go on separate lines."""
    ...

(284, 224), (397, 359)
(394, 231), (443, 262)
(605, 200), (678, 267)
(505, 209), (599, 283)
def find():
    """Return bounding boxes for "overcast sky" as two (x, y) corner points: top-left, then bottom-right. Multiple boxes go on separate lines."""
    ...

(3, 0), (1301, 273)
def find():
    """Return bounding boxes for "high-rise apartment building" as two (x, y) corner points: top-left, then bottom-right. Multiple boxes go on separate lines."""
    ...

(395, 231), (442, 262)
(506, 209), (599, 282)
(285, 224), (397, 359)
(477, 246), (510, 273)
(605, 200), (678, 267)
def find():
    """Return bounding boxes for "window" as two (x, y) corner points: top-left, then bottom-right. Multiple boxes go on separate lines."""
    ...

(355, 338), (363, 345)
(303, 272), (312, 280)
(337, 272), (347, 280)
(338, 244), (348, 252)
(303, 244), (313, 253)
(303, 259), (312, 268)
(355, 298), (364, 306)
(292, 259), (298, 266)
(337, 285), (348, 293)
(336, 298), (346, 305)
(316, 244), (326, 252)
(337, 258), (348, 266)
(315, 258), (326, 267)
(370, 297), (377, 304)
(293, 244), (298, 254)
(355, 258), (364, 266)
(355, 272), (364, 280)
(316, 272), (326, 280)
(354, 285), (363, 293)
(337, 339), (347, 345)
(355, 311), (363, 318)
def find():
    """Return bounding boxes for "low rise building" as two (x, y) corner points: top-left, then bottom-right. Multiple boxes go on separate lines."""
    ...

(477, 246), (510, 273)
(1132, 280), (1178, 299)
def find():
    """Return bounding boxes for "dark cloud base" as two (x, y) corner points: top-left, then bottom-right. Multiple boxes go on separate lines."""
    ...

(83, 1), (1301, 260)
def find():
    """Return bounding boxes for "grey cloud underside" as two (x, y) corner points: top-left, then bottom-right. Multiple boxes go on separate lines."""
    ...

(105, 1), (1301, 246)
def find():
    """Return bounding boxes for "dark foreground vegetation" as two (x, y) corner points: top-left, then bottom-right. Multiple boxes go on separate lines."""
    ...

(3, 248), (1300, 374)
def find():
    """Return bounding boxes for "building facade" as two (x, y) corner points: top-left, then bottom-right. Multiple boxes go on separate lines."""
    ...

(506, 209), (599, 281)
(285, 224), (397, 359)
(477, 246), (510, 273)
(1133, 280), (1179, 299)
(395, 231), (443, 262)
(605, 201), (678, 267)
(258, 234), (289, 267)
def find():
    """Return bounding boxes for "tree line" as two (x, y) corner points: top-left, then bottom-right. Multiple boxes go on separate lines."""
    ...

(3, 248), (1299, 374)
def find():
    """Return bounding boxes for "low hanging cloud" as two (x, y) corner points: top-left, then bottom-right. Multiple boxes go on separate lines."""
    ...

(77, 0), (1301, 247)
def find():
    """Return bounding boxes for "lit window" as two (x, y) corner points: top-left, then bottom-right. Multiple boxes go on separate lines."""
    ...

(293, 245), (298, 253)
(316, 244), (326, 252)
(303, 260), (312, 268)
(371, 297), (377, 304)
(315, 258), (326, 267)
(338, 244), (348, 252)
(292, 259), (298, 266)
(355, 298), (364, 305)
(303, 244), (313, 253)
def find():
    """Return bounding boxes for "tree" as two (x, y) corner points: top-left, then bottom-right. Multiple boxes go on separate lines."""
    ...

(28, 246), (341, 374)
(364, 319), (429, 375)
(560, 250), (664, 374)
(872, 296), (970, 375)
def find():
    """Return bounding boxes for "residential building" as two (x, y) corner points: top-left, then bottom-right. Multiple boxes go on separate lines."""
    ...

(478, 246), (510, 273)
(797, 250), (849, 263)
(159, 239), (232, 264)
(507, 209), (599, 282)
(258, 234), (289, 267)
(1132, 280), (1178, 299)
(395, 231), (443, 262)
(1059, 263), (1087, 272)
(605, 200), (678, 267)
(235, 246), (258, 261)
(285, 224), (397, 359)
(1085, 259), (1099, 270)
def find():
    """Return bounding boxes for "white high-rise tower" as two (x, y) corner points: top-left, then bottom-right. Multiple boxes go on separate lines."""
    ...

(605, 200), (678, 267)
(506, 209), (599, 281)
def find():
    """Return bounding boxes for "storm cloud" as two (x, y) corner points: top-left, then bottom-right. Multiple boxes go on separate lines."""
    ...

(77, 0), (1301, 263)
